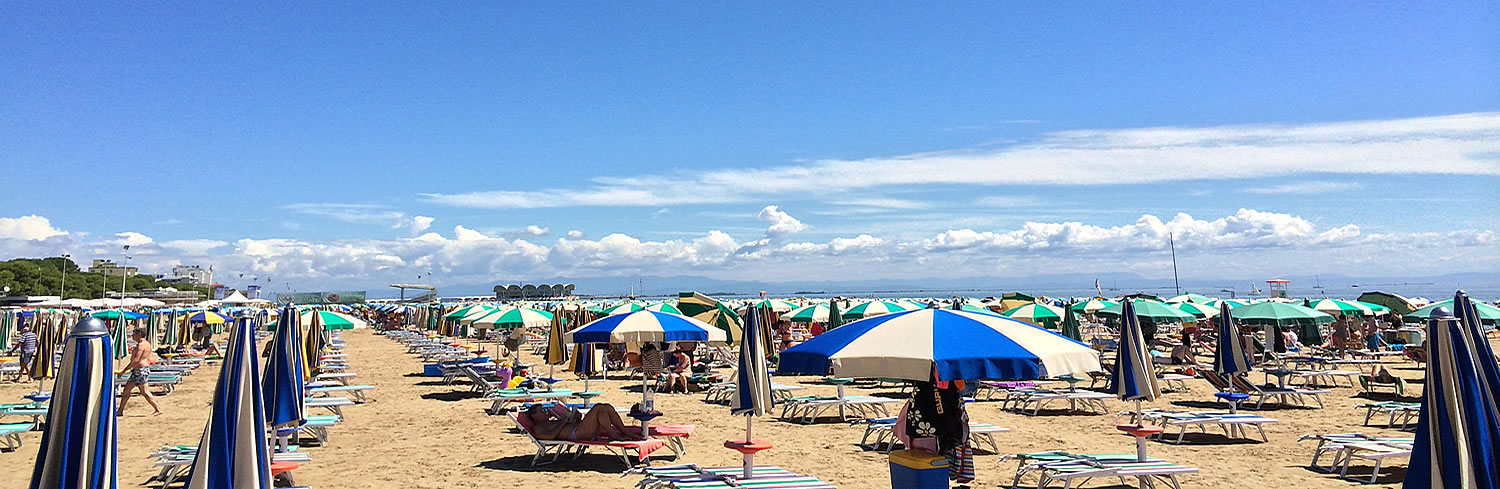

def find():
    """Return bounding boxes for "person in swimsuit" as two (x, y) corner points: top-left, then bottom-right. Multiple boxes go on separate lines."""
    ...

(117, 328), (163, 416)
(525, 403), (637, 441)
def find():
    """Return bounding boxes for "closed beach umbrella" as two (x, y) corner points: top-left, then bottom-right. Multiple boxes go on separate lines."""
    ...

(1059, 307), (1083, 342)
(545, 311), (568, 367)
(185, 316), (272, 489)
(826, 300), (843, 331)
(109, 319), (130, 360)
(262, 306), (305, 431)
(840, 300), (910, 321)
(1231, 302), (1334, 326)
(1070, 299), (1118, 314)
(1110, 300), (1161, 422)
(1405, 292), (1500, 488)
(1002, 303), (1066, 329)
(1213, 302), (1252, 377)
(28, 317), (117, 489)
(302, 312), (326, 376)
(1097, 300), (1196, 323)
(781, 304), (830, 323)
(730, 303), (775, 479)
(31, 315), (58, 381)
(570, 342), (597, 391)
(780, 309), (1100, 381)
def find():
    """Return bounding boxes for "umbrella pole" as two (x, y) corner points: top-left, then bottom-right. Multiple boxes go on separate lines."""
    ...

(1135, 399), (1147, 461)
(743, 415), (754, 479)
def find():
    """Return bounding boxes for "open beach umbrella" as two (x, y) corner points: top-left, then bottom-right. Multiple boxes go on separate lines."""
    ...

(443, 304), (497, 321)
(1404, 292), (1500, 488)
(1070, 298), (1117, 314)
(599, 302), (645, 316)
(302, 310), (363, 330)
(1231, 302), (1334, 326)
(473, 306), (554, 330)
(566, 310), (728, 345)
(1059, 307), (1083, 342)
(643, 302), (682, 315)
(754, 299), (797, 313)
(780, 309), (1100, 381)
(1110, 300), (1161, 424)
(1175, 302), (1221, 320)
(91, 310), (146, 321)
(955, 303), (1000, 316)
(1407, 300), (1500, 325)
(840, 300), (910, 321)
(729, 304), (775, 479)
(826, 300), (843, 331)
(678, 292), (744, 346)
(1358, 291), (1420, 315)
(1097, 300), (1196, 323)
(28, 317), (117, 489)
(1306, 299), (1377, 317)
(1165, 292), (1214, 304)
(1213, 302), (1253, 377)
(781, 304), (830, 323)
(186, 311), (227, 324)
(262, 306), (305, 433)
(1001, 303), (1066, 329)
(185, 315), (272, 489)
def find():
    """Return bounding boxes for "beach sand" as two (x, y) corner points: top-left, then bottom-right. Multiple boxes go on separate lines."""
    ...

(2, 329), (1451, 489)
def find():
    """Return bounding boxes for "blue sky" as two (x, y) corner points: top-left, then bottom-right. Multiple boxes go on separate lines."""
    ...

(2, 3), (1497, 290)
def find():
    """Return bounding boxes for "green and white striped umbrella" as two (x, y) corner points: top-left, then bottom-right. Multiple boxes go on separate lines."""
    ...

(444, 304), (499, 321)
(470, 306), (554, 329)
(600, 302), (645, 316)
(956, 303), (1000, 316)
(643, 302), (682, 315)
(1176, 302), (1221, 319)
(1098, 300), (1197, 323)
(1070, 299), (1118, 314)
(841, 300), (913, 320)
(755, 299), (798, 313)
(1306, 298), (1380, 317)
(1002, 303), (1066, 328)
(1204, 299), (1252, 310)
(781, 304), (830, 323)
(1164, 293), (1214, 304)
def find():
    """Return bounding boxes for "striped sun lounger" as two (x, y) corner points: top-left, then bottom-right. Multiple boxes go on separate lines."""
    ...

(633, 464), (836, 489)
(1003, 451), (1197, 489)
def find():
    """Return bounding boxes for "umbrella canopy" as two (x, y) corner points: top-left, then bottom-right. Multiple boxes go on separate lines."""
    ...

(1059, 307), (1083, 341)
(1001, 303), (1065, 328)
(472, 307), (554, 329)
(28, 318), (117, 489)
(840, 300), (912, 321)
(1097, 300), (1196, 323)
(1358, 291), (1420, 315)
(1213, 302), (1253, 376)
(1407, 300), (1500, 325)
(91, 310), (146, 320)
(1110, 300), (1161, 402)
(1205, 299), (1252, 310)
(755, 299), (798, 313)
(781, 304), (830, 323)
(1070, 298), (1118, 314)
(186, 311), (227, 324)
(566, 310), (727, 345)
(1405, 292), (1500, 488)
(185, 317), (272, 489)
(780, 309), (1100, 381)
(443, 304), (497, 321)
(732, 305), (774, 417)
(643, 302), (683, 315)
(1165, 293), (1214, 304)
(955, 303), (1000, 316)
(1231, 302), (1334, 327)
(545, 312), (568, 366)
(678, 292), (745, 346)
(599, 302), (645, 316)
(1175, 302), (1221, 320)
(262, 306), (305, 430)
(1307, 299), (1383, 317)
(304, 310), (364, 330)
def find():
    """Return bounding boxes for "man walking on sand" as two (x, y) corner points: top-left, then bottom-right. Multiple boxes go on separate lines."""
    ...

(117, 328), (162, 416)
(11, 325), (39, 379)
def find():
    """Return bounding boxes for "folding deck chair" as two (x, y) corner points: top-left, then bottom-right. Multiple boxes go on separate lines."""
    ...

(508, 409), (669, 467)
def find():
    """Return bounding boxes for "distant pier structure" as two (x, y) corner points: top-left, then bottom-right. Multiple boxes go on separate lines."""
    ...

(494, 283), (575, 300)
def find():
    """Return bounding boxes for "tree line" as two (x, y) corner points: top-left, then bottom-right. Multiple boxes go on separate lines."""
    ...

(0, 257), (213, 300)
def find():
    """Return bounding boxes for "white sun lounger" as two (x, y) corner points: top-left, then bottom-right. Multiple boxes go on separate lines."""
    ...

(1011, 390), (1113, 415)
(307, 384), (373, 403)
(1, 422), (30, 451)
(1129, 409), (1276, 443)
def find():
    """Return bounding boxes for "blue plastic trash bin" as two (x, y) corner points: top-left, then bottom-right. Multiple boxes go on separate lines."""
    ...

(889, 449), (948, 489)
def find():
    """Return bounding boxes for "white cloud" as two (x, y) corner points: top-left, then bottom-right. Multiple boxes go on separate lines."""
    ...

(971, 196), (1046, 207)
(522, 225), (550, 236)
(419, 112), (1500, 209)
(0, 215), (67, 240)
(566, 230), (585, 239)
(1244, 181), (1364, 194)
(283, 203), (407, 224)
(160, 239), (229, 256)
(757, 205), (807, 237)
(111, 232), (155, 247)
(410, 215), (434, 235)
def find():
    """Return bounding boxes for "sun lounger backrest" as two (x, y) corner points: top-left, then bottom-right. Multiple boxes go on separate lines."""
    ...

(1199, 371), (1233, 391)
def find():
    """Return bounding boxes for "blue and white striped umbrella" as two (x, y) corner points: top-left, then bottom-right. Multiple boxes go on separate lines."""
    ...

(1405, 291), (1500, 488)
(565, 310), (727, 345)
(262, 305), (305, 429)
(780, 309), (1100, 381)
(186, 315), (272, 489)
(29, 317), (117, 489)
(1213, 301), (1252, 376)
(1109, 300), (1160, 418)
(731, 305), (773, 417)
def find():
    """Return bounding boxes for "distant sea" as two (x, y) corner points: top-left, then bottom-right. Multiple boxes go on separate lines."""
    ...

(714, 283), (1500, 303)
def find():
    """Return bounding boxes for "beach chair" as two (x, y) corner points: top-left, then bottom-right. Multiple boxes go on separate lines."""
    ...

(508, 409), (668, 467)
(307, 384), (374, 403)
(1337, 442), (1411, 483)
(631, 464), (836, 489)
(1229, 375), (1328, 409)
(314, 372), (358, 385)
(779, 395), (899, 424)
(854, 417), (1009, 454)
(1126, 409), (1276, 443)
(1, 422), (29, 451)
(1010, 390), (1113, 416)
(1297, 433), (1414, 473)
(1002, 451), (1197, 489)
(1354, 401), (1420, 429)
(973, 381), (1044, 401)
(305, 396), (355, 420)
(486, 388), (576, 414)
(151, 445), (313, 486)
(1357, 374), (1408, 396)
(1158, 373), (1193, 392)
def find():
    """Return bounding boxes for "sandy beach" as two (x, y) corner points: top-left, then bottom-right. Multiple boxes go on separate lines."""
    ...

(3, 328), (1462, 489)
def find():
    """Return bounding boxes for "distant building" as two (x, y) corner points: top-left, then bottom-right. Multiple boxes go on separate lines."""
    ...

(493, 283), (575, 300)
(108, 287), (202, 305)
(89, 259), (138, 278)
(167, 265), (212, 287)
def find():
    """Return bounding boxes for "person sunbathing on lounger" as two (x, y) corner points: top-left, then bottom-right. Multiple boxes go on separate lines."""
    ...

(525, 403), (640, 441)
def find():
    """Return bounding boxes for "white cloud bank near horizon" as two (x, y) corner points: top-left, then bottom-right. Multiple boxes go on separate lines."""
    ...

(420, 112), (1500, 209)
(1, 207), (1494, 290)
